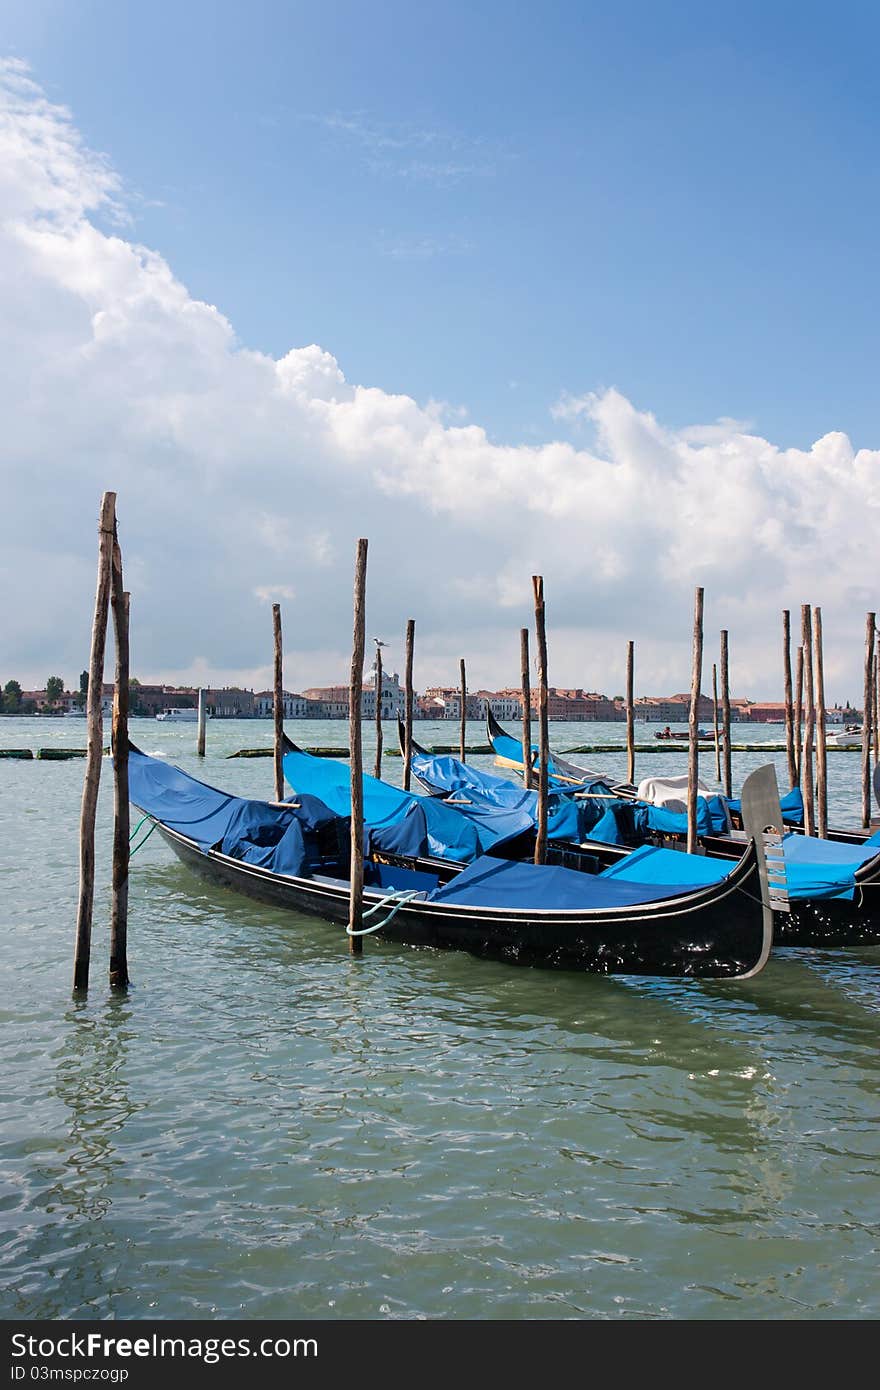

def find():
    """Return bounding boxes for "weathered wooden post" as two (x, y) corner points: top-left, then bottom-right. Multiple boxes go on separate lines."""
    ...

(625, 640), (635, 786)
(783, 611), (797, 789)
(272, 603), (284, 803)
(109, 516), (130, 991)
(348, 539), (368, 954)
(720, 628), (732, 799)
(520, 627), (533, 790)
(862, 611), (876, 829)
(801, 605), (815, 837)
(532, 576), (549, 865)
(197, 688), (207, 757)
(874, 648), (880, 766)
(712, 662), (721, 783)
(373, 641), (384, 781)
(795, 644), (804, 783)
(686, 587), (705, 855)
(813, 605), (828, 838)
(459, 658), (467, 763)
(403, 619), (415, 792)
(73, 491), (116, 994)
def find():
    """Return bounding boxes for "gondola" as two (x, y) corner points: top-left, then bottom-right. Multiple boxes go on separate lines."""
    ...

(487, 710), (880, 844)
(485, 708), (629, 793)
(128, 743), (778, 979)
(407, 723), (880, 949)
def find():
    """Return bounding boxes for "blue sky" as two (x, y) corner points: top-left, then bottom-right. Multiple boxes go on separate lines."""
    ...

(1, 4), (878, 698)
(6, 0), (880, 452)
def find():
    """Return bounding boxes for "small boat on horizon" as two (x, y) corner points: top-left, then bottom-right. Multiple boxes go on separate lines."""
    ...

(155, 707), (200, 722)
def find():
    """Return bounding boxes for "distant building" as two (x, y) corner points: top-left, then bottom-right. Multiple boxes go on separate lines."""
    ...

(204, 687), (255, 718)
(254, 690), (315, 718)
(303, 670), (411, 719)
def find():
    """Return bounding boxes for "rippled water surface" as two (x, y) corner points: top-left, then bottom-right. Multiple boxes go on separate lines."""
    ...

(1, 718), (878, 1319)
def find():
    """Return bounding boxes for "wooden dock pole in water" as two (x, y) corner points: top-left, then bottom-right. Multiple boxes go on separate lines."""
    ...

(720, 629), (732, 799)
(783, 611), (797, 789)
(74, 491), (116, 994)
(862, 612), (876, 829)
(626, 640), (635, 786)
(813, 605), (828, 838)
(348, 539), (368, 954)
(373, 641), (384, 781)
(109, 516), (130, 991)
(532, 577), (549, 865)
(795, 644), (804, 784)
(712, 662), (721, 783)
(197, 688), (207, 757)
(403, 619), (415, 793)
(272, 603), (284, 803)
(687, 587), (704, 856)
(459, 658), (467, 763)
(801, 605), (816, 837)
(520, 628), (533, 790)
(874, 648), (880, 767)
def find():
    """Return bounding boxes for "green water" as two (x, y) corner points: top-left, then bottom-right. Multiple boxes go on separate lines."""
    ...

(1, 718), (878, 1320)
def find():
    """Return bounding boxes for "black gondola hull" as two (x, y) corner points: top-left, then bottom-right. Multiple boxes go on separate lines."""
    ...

(152, 822), (770, 979)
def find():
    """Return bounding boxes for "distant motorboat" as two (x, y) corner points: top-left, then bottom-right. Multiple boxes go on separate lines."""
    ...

(825, 724), (863, 748)
(155, 707), (199, 722)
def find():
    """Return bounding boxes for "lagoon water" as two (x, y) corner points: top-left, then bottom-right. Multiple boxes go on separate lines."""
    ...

(1, 717), (878, 1320)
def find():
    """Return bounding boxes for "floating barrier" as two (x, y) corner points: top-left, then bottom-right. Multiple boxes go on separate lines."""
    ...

(0, 749), (33, 759)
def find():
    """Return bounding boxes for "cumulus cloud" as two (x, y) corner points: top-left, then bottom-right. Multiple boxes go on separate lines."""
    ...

(1, 61), (878, 701)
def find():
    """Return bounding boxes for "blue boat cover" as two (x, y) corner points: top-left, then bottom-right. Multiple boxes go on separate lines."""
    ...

(283, 749), (530, 861)
(727, 785), (804, 826)
(599, 843), (735, 887)
(428, 854), (728, 911)
(409, 747), (609, 844)
(489, 729), (600, 792)
(128, 747), (341, 877)
(601, 834), (880, 902)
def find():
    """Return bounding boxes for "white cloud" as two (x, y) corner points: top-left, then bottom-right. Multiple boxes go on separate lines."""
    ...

(1, 63), (878, 703)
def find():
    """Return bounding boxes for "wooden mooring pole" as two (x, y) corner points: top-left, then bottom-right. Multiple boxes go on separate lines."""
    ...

(626, 640), (635, 786)
(348, 539), (368, 954)
(874, 648), (880, 767)
(520, 628), (532, 789)
(813, 605), (828, 838)
(459, 658), (467, 763)
(73, 491), (116, 994)
(403, 619), (415, 793)
(712, 662), (721, 783)
(373, 642), (383, 781)
(687, 587), (704, 856)
(862, 612), (876, 829)
(783, 611), (797, 789)
(272, 603), (284, 803)
(532, 577), (549, 865)
(720, 628), (732, 799)
(197, 688), (207, 757)
(801, 605), (815, 837)
(795, 644), (804, 783)
(109, 517), (130, 990)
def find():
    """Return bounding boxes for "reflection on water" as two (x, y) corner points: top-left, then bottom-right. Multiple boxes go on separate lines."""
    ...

(0, 718), (878, 1319)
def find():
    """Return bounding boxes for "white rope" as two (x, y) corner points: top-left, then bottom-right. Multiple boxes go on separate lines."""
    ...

(346, 888), (423, 936)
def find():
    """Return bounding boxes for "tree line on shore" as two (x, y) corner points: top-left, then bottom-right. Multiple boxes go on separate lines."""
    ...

(0, 672), (150, 715)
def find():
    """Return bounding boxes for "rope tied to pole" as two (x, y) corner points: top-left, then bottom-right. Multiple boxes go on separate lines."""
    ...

(346, 888), (424, 936)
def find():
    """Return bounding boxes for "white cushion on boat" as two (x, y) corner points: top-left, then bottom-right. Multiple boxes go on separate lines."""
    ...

(637, 774), (712, 814)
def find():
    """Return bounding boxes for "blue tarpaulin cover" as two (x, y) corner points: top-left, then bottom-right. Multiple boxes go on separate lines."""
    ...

(428, 854), (726, 911)
(601, 834), (880, 902)
(409, 748), (607, 843)
(283, 749), (530, 861)
(599, 843), (734, 888)
(727, 785), (804, 826)
(128, 747), (340, 877)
